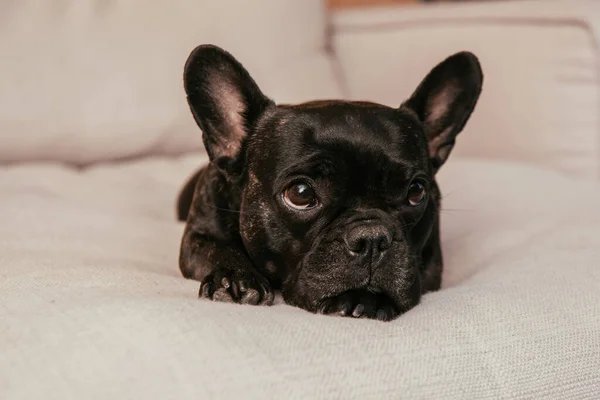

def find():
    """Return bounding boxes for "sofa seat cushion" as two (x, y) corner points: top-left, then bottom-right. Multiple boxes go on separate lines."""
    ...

(2, 155), (600, 399)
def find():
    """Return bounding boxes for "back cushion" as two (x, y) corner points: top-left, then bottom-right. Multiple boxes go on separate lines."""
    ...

(331, 1), (600, 180)
(0, 0), (342, 165)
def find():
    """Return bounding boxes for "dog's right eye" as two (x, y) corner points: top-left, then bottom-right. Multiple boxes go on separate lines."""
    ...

(283, 182), (319, 210)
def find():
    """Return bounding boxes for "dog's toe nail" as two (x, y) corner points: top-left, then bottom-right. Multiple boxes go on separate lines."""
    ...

(238, 281), (247, 292)
(352, 304), (364, 317)
(337, 303), (351, 316)
(199, 282), (211, 298)
(376, 309), (387, 321)
(212, 288), (234, 303)
(240, 288), (260, 305)
(260, 286), (275, 306)
(220, 277), (231, 289)
(318, 301), (330, 314)
(259, 283), (268, 294)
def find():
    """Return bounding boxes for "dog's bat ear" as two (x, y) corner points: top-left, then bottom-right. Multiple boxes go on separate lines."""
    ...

(402, 52), (483, 172)
(183, 45), (274, 171)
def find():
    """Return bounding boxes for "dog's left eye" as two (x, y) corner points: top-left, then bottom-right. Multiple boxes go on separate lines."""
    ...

(407, 181), (426, 206)
(283, 182), (319, 210)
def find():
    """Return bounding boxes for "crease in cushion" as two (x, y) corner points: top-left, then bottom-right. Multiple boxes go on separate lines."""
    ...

(0, 0), (342, 166)
(331, 0), (600, 181)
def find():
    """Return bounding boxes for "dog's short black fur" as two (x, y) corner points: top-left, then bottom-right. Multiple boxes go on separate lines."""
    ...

(177, 45), (483, 321)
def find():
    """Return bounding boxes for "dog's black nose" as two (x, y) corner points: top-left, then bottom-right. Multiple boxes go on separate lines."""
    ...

(344, 224), (392, 260)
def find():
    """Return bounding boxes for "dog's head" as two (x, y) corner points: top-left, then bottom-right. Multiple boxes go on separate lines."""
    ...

(184, 45), (482, 315)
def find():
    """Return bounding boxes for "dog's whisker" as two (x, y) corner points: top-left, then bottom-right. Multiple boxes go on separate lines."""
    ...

(440, 208), (471, 213)
(205, 205), (245, 214)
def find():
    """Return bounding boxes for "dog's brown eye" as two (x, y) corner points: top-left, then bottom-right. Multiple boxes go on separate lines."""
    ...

(408, 181), (426, 206)
(283, 182), (318, 210)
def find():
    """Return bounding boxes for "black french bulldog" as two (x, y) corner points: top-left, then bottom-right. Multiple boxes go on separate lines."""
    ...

(177, 45), (483, 321)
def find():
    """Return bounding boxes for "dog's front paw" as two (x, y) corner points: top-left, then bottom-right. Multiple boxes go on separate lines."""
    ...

(318, 289), (398, 321)
(199, 267), (274, 306)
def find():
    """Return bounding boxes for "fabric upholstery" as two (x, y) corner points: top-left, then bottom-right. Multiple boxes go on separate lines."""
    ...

(0, 0), (342, 165)
(332, 0), (600, 180)
(2, 156), (600, 399)
(3, 0), (600, 398)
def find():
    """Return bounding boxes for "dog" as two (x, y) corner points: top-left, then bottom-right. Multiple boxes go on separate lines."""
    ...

(176, 45), (483, 321)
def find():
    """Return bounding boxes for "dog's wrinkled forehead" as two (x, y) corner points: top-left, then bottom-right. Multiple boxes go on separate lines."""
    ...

(249, 101), (430, 182)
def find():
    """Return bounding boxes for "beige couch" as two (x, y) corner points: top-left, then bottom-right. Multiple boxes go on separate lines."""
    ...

(2, 0), (600, 399)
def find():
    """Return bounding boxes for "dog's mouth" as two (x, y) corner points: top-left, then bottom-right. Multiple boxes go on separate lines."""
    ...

(365, 285), (383, 294)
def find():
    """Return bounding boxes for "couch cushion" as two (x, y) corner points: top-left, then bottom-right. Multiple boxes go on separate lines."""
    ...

(331, 0), (600, 181)
(1, 155), (600, 399)
(0, 0), (341, 166)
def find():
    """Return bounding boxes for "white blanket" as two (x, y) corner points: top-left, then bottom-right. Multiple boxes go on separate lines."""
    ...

(2, 155), (600, 399)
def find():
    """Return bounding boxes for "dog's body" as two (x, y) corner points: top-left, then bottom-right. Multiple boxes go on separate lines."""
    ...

(177, 45), (482, 321)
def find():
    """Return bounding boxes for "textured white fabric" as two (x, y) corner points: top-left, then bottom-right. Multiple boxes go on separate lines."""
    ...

(2, 155), (600, 399)
(0, 0), (342, 165)
(332, 0), (600, 180)
(3, 0), (600, 398)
